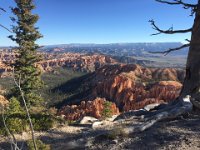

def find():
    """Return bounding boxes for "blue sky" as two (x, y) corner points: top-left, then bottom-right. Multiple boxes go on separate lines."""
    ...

(0, 0), (194, 46)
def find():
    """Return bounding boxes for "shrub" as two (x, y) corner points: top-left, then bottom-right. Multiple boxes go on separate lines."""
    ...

(0, 113), (56, 135)
(27, 139), (51, 150)
(31, 114), (56, 131)
(5, 117), (25, 133)
(6, 97), (23, 115)
(101, 101), (113, 119)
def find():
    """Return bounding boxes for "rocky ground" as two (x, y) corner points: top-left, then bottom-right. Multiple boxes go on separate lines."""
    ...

(0, 112), (200, 150)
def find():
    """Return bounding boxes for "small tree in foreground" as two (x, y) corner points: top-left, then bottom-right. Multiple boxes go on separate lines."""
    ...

(6, 0), (44, 149)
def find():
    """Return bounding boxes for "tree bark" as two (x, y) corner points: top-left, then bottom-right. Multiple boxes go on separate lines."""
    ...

(180, 1), (200, 109)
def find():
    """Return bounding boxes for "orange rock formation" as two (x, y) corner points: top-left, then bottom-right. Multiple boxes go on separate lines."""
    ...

(93, 64), (183, 111)
(58, 97), (119, 120)
(59, 64), (184, 120)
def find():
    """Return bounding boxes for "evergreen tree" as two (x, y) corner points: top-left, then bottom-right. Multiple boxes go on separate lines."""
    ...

(9, 0), (43, 107)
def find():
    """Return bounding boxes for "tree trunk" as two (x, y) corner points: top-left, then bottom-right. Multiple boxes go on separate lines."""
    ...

(180, 2), (200, 109)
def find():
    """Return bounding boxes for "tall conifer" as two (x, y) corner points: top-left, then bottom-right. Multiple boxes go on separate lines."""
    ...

(9, 0), (43, 107)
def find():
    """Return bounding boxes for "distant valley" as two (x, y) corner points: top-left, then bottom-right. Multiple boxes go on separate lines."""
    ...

(40, 42), (188, 68)
(0, 42), (188, 73)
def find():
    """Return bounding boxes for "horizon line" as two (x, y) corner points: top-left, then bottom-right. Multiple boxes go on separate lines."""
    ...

(0, 41), (184, 47)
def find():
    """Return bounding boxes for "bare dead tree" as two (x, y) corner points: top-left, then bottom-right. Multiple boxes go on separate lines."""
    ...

(149, 0), (200, 104)
(122, 0), (200, 133)
(88, 0), (200, 137)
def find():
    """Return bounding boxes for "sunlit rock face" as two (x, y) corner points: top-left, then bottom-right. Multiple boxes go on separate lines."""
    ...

(58, 97), (119, 120)
(58, 64), (184, 120)
(92, 64), (183, 111)
(123, 81), (182, 111)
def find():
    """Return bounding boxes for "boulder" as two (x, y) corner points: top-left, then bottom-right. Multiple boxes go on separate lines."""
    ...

(144, 103), (161, 111)
(79, 116), (98, 125)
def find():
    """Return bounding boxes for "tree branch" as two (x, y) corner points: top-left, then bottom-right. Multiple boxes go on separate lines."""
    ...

(156, 0), (197, 8)
(149, 43), (190, 55)
(149, 20), (192, 35)
(0, 24), (12, 33)
(0, 7), (12, 32)
(0, 7), (6, 12)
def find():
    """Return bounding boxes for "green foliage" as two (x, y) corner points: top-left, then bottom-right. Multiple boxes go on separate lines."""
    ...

(0, 69), (87, 107)
(52, 72), (92, 108)
(41, 68), (86, 106)
(31, 114), (55, 131)
(6, 97), (23, 115)
(101, 101), (113, 119)
(5, 117), (25, 133)
(0, 113), (56, 135)
(27, 139), (51, 150)
(9, 0), (43, 107)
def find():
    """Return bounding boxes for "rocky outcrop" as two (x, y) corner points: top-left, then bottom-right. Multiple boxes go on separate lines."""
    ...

(0, 51), (117, 77)
(91, 64), (183, 111)
(123, 81), (182, 111)
(38, 53), (117, 72)
(58, 98), (119, 120)
(58, 64), (184, 120)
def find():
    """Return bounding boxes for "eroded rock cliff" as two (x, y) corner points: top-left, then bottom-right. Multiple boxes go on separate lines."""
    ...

(59, 64), (184, 120)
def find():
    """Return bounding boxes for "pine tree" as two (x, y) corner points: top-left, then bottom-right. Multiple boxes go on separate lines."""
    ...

(9, 0), (43, 107)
